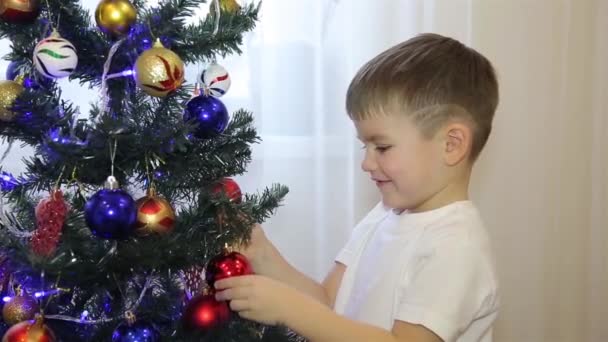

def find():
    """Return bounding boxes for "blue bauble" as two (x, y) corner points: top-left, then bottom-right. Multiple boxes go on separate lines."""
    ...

(5, 61), (22, 81)
(85, 188), (137, 239)
(5, 60), (52, 90)
(184, 95), (229, 139)
(112, 321), (160, 342)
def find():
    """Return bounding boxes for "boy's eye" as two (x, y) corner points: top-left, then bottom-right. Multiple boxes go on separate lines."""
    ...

(376, 145), (391, 152)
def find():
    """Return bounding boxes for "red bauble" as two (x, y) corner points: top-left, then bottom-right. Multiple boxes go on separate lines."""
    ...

(2, 317), (56, 342)
(182, 293), (230, 332)
(0, 0), (40, 24)
(205, 251), (253, 286)
(211, 178), (242, 203)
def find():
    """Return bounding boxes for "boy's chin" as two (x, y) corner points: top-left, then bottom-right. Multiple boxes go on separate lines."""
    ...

(381, 197), (407, 211)
(381, 195), (424, 213)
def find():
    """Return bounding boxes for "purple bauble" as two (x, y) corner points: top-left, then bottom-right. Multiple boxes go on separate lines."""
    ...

(112, 320), (160, 342)
(85, 188), (137, 239)
(183, 95), (229, 139)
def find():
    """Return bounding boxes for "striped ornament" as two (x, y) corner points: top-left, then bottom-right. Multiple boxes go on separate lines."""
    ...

(33, 30), (78, 79)
(200, 63), (231, 97)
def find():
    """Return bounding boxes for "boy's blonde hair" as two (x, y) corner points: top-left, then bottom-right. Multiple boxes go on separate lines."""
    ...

(346, 33), (499, 161)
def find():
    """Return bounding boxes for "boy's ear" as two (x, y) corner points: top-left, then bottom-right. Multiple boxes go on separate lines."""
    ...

(443, 122), (472, 166)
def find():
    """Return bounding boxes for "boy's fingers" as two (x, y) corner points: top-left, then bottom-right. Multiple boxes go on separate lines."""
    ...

(215, 289), (230, 301)
(238, 310), (255, 321)
(215, 286), (250, 301)
(214, 275), (254, 290)
(229, 299), (249, 311)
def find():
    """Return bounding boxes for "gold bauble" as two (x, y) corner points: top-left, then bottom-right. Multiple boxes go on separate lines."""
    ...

(210, 0), (241, 15)
(2, 294), (39, 325)
(95, 0), (137, 36)
(134, 39), (185, 97)
(134, 188), (175, 236)
(0, 80), (24, 122)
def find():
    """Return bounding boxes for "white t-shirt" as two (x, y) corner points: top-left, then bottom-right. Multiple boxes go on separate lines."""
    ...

(334, 201), (499, 342)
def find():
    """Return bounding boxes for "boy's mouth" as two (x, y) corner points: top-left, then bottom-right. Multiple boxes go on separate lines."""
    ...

(372, 178), (391, 187)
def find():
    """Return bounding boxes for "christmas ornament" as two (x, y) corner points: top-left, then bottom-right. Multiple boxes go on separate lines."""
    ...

(134, 187), (175, 236)
(33, 30), (78, 79)
(182, 265), (205, 298)
(0, 0), (40, 24)
(5, 62), (51, 91)
(2, 316), (55, 342)
(200, 63), (231, 97)
(183, 95), (229, 139)
(95, 0), (137, 36)
(210, 0), (240, 15)
(134, 39), (184, 97)
(5, 61), (23, 81)
(2, 292), (39, 325)
(0, 171), (19, 191)
(182, 293), (230, 331)
(84, 176), (137, 239)
(211, 178), (242, 203)
(205, 250), (252, 287)
(30, 189), (68, 257)
(0, 80), (24, 122)
(111, 320), (160, 342)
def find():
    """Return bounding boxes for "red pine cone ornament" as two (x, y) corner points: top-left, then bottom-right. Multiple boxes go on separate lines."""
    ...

(182, 265), (205, 299)
(30, 190), (68, 257)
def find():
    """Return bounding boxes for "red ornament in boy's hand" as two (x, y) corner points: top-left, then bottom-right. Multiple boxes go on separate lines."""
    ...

(205, 251), (253, 287)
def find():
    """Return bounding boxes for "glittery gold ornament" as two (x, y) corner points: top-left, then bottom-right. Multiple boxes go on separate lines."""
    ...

(0, 0), (40, 24)
(95, 0), (137, 36)
(134, 39), (184, 97)
(2, 292), (39, 325)
(135, 187), (175, 236)
(0, 80), (24, 122)
(210, 0), (240, 14)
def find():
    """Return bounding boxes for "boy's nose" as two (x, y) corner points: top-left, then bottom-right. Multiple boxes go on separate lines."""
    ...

(361, 150), (376, 172)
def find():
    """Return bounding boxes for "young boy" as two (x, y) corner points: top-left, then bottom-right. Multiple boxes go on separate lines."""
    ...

(215, 33), (500, 342)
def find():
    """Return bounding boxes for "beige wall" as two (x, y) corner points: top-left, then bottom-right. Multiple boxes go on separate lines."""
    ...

(468, 1), (607, 341)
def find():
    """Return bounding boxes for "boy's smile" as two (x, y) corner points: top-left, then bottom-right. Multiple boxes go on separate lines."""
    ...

(355, 114), (446, 212)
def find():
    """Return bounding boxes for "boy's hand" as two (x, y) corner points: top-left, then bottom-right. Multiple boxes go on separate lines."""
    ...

(235, 224), (276, 274)
(214, 275), (296, 326)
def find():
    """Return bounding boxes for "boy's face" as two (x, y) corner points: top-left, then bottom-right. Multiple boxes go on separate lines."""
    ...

(355, 114), (445, 212)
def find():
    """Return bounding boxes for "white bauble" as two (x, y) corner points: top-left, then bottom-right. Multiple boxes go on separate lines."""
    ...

(33, 30), (78, 79)
(200, 63), (231, 97)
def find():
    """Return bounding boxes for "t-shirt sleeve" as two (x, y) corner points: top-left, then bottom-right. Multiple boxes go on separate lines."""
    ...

(394, 243), (494, 342)
(335, 202), (386, 266)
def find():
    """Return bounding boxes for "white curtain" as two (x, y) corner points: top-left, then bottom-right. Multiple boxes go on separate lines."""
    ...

(239, 1), (608, 341)
(1, 1), (607, 341)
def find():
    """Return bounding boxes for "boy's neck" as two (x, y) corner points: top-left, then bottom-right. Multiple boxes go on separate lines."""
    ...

(410, 173), (471, 213)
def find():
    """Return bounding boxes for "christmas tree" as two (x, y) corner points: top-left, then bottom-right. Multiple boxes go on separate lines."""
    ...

(0, 0), (299, 340)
